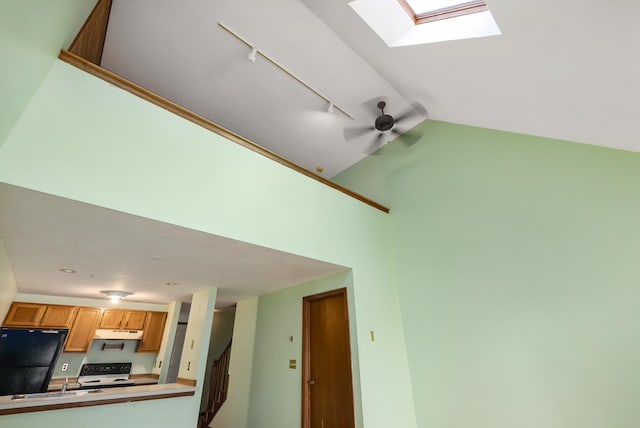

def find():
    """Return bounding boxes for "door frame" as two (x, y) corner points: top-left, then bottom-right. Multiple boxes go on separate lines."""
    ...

(302, 287), (355, 428)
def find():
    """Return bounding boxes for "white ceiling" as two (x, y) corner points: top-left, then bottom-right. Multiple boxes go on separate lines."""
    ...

(0, 184), (347, 307)
(100, 0), (640, 178)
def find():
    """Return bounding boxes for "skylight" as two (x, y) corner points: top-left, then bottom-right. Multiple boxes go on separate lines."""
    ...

(349, 0), (500, 47)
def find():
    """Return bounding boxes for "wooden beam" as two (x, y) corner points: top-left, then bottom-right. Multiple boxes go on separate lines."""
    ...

(58, 50), (390, 214)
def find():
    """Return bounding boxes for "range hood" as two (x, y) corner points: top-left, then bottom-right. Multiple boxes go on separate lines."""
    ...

(94, 329), (143, 340)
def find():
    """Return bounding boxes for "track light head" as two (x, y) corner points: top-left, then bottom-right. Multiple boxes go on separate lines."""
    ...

(248, 47), (258, 62)
(327, 102), (335, 113)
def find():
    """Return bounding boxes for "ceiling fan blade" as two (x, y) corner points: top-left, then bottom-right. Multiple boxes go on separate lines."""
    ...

(344, 125), (375, 141)
(394, 102), (428, 124)
(364, 132), (386, 155)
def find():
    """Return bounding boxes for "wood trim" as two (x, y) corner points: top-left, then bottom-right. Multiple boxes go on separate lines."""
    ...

(397, 0), (488, 25)
(58, 50), (390, 214)
(0, 391), (195, 416)
(302, 295), (312, 428)
(68, 0), (113, 64)
(176, 377), (197, 387)
(129, 373), (160, 380)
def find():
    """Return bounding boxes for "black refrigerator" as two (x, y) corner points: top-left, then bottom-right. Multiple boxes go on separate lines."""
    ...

(0, 327), (68, 396)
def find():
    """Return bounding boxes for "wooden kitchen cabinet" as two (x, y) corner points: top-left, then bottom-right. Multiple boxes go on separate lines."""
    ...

(137, 311), (167, 353)
(2, 302), (46, 327)
(99, 309), (147, 330)
(98, 309), (125, 329)
(40, 305), (77, 328)
(123, 310), (147, 330)
(3, 302), (75, 328)
(64, 307), (101, 352)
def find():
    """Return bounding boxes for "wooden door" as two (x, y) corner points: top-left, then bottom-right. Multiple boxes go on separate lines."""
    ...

(65, 307), (101, 352)
(302, 288), (355, 428)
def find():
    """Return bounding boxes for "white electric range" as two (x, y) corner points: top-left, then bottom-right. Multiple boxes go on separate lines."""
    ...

(77, 362), (135, 389)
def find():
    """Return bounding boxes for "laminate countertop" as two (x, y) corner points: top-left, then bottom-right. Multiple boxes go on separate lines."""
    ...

(0, 383), (196, 415)
(47, 376), (159, 391)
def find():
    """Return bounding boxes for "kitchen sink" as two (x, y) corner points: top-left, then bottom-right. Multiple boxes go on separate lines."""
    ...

(12, 390), (103, 400)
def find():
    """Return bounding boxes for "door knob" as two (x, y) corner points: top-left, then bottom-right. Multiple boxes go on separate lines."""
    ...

(309, 379), (316, 385)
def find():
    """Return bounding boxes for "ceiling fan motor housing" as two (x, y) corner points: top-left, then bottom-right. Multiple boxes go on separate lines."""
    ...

(375, 115), (395, 131)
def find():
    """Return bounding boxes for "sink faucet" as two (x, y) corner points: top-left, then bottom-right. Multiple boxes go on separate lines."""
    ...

(61, 377), (68, 393)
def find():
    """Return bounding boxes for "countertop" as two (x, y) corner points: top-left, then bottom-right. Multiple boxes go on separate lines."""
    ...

(47, 375), (159, 391)
(0, 383), (196, 415)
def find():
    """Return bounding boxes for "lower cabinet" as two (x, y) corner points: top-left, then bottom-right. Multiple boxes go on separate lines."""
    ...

(64, 307), (101, 352)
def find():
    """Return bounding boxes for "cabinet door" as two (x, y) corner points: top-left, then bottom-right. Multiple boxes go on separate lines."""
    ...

(99, 309), (125, 329)
(2, 302), (46, 327)
(40, 305), (77, 328)
(123, 311), (147, 330)
(138, 311), (167, 353)
(64, 307), (101, 352)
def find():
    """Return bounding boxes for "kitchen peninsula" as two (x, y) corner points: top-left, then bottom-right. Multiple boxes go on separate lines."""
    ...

(0, 383), (196, 415)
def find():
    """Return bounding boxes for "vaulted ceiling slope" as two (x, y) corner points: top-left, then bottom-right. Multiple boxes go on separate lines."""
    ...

(100, 0), (639, 178)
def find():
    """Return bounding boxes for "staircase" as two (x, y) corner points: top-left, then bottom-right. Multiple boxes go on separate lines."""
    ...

(198, 340), (232, 428)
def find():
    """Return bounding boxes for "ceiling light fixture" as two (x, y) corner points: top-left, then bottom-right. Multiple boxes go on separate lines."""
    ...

(248, 47), (258, 62)
(59, 268), (76, 274)
(165, 282), (178, 286)
(218, 22), (353, 119)
(101, 290), (133, 304)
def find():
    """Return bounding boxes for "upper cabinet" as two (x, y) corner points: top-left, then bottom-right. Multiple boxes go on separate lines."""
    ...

(138, 311), (167, 353)
(40, 305), (77, 328)
(64, 307), (101, 352)
(3, 302), (76, 328)
(3, 301), (168, 355)
(123, 310), (147, 330)
(98, 309), (147, 330)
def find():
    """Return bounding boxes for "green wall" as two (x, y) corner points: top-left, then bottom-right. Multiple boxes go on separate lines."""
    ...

(211, 297), (259, 428)
(335, 121), (640, 428)
(0, 238), (18, 320)
(0, 60), (416, 427)
(247, 271), (364, 428)
(0, 0), (96, 145)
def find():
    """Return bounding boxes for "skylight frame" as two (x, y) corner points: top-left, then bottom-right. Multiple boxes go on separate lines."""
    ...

(349, 0), (501, 47)
(397, 0), (488, 25)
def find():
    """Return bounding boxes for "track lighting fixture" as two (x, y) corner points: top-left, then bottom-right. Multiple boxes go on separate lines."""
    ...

(327, 102), (335, 113)
(219, 23), (352, 119)
(248, 47), (258, 62)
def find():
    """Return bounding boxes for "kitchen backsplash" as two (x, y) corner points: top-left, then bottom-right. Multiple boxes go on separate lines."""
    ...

(52, 339), (156, 378)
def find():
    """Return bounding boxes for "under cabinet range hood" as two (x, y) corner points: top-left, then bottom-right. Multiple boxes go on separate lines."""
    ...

(94, 329), (143, 340)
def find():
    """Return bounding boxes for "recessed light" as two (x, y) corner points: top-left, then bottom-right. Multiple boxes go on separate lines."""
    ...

(59, 268), (76, 274)
(165, 282), (178, 286)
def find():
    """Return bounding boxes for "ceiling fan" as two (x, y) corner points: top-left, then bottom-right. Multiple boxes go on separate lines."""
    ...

(344, 99), (428, 154)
